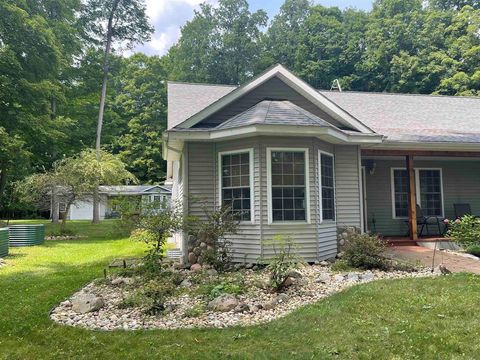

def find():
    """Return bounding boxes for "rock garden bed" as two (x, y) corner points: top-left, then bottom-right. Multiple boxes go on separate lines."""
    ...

(50, 262), (436, 331)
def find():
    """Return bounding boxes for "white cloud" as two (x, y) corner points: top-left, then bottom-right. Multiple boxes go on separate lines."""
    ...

(135, 0), (218, 56)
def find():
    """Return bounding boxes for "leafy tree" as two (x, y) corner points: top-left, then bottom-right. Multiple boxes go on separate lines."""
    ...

(167, 0), (268, 84)
(0, 0), (80, 207)
(295, 5), (369, 89)
(113, 54), (168, 183)
(260, 0), (311, 70)
(80, 0), (153, 222)
(19, 149), (135, 224)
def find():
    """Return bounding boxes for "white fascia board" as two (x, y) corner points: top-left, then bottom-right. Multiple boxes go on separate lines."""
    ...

(165, 125), (384, 144)
(362, 140), (480, 152)
(175, 64), (373, 133)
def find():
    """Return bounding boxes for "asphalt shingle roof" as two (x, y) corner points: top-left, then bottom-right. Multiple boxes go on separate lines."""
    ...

(215, 100), (333, 130)
(320, 91), (480, 143)
(167, 82), (236, 129)
(167, 80), (480, 144)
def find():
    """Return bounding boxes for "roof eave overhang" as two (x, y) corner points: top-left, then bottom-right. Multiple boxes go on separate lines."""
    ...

(361, 140), (480, 152)
(174, 64), (374, 134)
(162, 125), (384, 161)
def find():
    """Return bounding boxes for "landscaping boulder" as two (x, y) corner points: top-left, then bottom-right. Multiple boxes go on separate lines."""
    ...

(347, 273), (359, 282)
(190, 264), (202, 272)
(334, 274), (345, 282)
(208, 294), (239, 312)
(262, 294), (288, 310)
(360, 271), (374, 281)
(234, 302), (250, 313)
(71, 293), (104, 314)
(283, 276), (296, 287)
(111, 277), (134, 286)
(287, 270), (302, 279)
(206, 268), (218, 276)
(316, 273), (331, 283)
(319, 260), (329, 267)
(188, 252), (197, 265)
(180, 279), (192, 288)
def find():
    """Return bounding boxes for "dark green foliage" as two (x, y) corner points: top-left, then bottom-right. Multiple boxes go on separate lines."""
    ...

(466, 244), (480, 257)
(447, 215), (480, 247)
(342, 233), (388, 270)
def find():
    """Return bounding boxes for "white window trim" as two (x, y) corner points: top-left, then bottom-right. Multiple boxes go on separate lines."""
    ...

(218, 148), (255, 224)
(318, 150), (336, 223)
(266, 147), (311, 225)
(390, 167), (445, 219)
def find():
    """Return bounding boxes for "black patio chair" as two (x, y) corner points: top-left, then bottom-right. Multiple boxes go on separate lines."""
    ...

(417, 205), (445, 236)
(454, 203), (472, 219)
(405, 204), (443, 237)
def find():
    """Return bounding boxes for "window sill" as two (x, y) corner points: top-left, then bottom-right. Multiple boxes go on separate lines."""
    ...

(267, 221), (311, 226)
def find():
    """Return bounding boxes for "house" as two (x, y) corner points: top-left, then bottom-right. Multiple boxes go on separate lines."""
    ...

(163, 64), (480, 262)
(53, 185), (172, 221)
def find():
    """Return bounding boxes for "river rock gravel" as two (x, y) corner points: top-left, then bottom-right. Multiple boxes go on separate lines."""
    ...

(50, 265), (437, 331)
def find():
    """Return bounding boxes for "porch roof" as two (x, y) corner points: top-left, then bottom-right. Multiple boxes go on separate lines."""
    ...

(320, 91), (480, 144)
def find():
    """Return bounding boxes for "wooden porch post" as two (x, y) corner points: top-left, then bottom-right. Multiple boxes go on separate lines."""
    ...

(406, 155), (418, 240)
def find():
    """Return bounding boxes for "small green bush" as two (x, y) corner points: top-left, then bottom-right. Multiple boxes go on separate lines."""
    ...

(183, 304), (206, 318)
(197, 278), (245, 300)
(466, 244), (480, 257)
(261, 235), (302, 292)
(447, 215), (480, 248)
(342, 233), (388, 270)
(330, 259), (354, 272)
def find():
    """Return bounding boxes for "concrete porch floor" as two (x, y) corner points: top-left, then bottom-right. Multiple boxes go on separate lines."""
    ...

(386, 246), (480, 274)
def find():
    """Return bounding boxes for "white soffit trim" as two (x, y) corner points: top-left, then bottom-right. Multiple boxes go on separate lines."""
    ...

(362, 141), (480, 152)
(166, 125), (383, 145)
(175, 64), (374, 134)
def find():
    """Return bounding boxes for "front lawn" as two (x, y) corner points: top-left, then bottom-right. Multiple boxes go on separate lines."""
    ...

(1, 220), (480, 359)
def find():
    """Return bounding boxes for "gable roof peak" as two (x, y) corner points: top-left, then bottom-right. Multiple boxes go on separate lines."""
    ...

(173, 64), (374, 134)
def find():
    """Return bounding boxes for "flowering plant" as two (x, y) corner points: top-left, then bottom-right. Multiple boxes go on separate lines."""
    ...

(447, 215), (480, 247)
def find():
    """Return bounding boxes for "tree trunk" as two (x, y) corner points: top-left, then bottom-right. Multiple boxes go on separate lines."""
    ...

(51, 185), (60, 223)
(92, 0), (120, 224)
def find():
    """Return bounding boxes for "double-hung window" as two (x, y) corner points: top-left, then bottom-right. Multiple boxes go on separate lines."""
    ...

(220, 150), (253, 221)
(268, 148), (309, 223)
(391, 168), (443, 218)
(319, 152), (335, 221)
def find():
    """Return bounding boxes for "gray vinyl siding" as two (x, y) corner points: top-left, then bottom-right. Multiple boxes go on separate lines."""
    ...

(334, 146), (362, 229)
(364, 158), (480, 236)
(185, 137), (361, 262)
(196, 77), (346, 129)
(187, 143), (216, 219)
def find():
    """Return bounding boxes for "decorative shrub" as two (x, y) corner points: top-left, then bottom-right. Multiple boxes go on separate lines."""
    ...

(183, 304), (206, 318)
(261, 235), (302, 292)
(122, 200), (184, 274)
(186, 205), (239, 272)
(330, 259), (354, 272)
(342, 233), (388, 270)
(466, 244), (480, 257)
(447, 215), (480, 248)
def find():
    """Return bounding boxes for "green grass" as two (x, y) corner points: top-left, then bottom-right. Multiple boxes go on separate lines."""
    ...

(1, 220), (480, 359)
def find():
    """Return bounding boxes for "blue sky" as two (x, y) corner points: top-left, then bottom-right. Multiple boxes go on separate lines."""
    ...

(134, 0), (373, 56)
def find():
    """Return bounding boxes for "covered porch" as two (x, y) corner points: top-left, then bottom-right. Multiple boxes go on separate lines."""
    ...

(360, 149), (480, 242)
